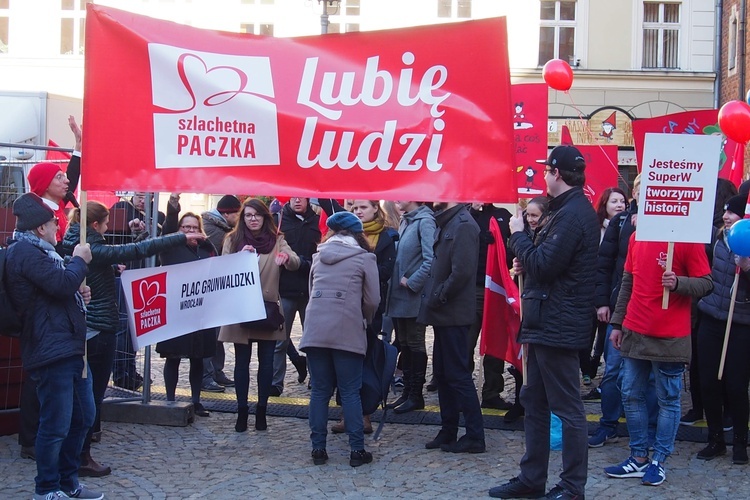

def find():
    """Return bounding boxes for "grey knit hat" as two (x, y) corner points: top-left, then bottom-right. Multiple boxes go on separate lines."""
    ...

(13, 192), (55, 231)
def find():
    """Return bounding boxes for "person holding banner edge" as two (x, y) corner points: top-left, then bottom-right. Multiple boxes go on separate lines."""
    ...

(62, 201), (198, 478)
(218, 198), (300, 433)
(157, 212), (218, 418)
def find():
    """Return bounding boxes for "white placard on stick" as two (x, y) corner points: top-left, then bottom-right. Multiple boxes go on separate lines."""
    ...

(636, 133), (722, 244)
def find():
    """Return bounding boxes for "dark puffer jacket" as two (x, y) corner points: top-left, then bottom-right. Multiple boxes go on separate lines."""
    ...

(63, 223), (187, 332)
(509, 186), (600, 350)
(594, 200), (637, 309)
(698, 234), (750, 325)
(5, 239), (88, 371)
(276, 203), (320, 299)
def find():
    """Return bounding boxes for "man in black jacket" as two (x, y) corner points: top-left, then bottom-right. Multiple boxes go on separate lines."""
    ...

(271, 197), (320, 395)
(5, 193), (102, 500)
(419, 201), (485, 454)
(491, 146), (599, 500)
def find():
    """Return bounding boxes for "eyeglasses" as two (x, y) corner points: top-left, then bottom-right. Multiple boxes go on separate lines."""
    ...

(244, 213), (261, 220)
(544, 168), (555, 175)
(51, 217), (59, 226)
(291, 197), (303, 202)
(180, 225), (200, 231)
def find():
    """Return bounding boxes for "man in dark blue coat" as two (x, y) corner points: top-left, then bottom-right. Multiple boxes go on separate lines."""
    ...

(419, 201), (485, 454)
(491, 146), (599, 500)
(5, 193), (102, 500)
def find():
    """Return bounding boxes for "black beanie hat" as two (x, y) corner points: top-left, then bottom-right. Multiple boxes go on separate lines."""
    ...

(217, 195), (241, 214)
(13, 192), (55, 231)
(724, 194), (748, 217)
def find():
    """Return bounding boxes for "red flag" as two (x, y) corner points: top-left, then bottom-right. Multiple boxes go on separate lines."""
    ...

(479, 217), (521, 370)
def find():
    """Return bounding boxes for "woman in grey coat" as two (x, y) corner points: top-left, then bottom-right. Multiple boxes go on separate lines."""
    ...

(384, 202), (435, 414)
(299, 211), (380, 468)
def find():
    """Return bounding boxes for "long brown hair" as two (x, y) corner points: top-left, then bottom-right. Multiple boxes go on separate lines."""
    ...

(68, 200), (109, 227)
(224, 198), (279, 250)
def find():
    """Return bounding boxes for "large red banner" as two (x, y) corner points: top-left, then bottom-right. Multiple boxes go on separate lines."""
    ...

(633, 109), (744, 187)
(82, 5), (517, 202)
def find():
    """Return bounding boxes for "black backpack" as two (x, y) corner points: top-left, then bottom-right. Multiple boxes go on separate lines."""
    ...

(0, 245), (23, 337)
(360, 328), (398, 440)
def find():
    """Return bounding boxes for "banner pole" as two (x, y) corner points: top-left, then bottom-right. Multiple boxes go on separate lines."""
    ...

(718, 267), (740, 380)
(80, 190), (88, 378)
(518, 274), (527, 386)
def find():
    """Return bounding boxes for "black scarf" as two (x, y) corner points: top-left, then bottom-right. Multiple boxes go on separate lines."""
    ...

(238, 224), (277, 254)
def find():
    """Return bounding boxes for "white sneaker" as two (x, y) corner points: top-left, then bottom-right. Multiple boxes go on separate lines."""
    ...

(32, 491), (70, 500)
(66, 484), (104, 500)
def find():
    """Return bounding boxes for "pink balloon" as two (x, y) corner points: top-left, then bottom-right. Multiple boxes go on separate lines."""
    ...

(542, 59), (574, 91)
(719, 100), (750, 145)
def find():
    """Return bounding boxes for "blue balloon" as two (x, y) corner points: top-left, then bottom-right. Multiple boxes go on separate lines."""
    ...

(747, 89), (750, 105)
(727, 219), (750, 257)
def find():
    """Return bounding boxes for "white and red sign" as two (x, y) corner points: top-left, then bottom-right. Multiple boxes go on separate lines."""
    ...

(120, 252), (265, 349)
(511, 83), (548, 196)
(637, 133), (722, 243)
(82, 5), (517, 202)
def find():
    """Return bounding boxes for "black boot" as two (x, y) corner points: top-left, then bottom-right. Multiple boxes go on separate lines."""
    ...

(386, 347), (411, 409)
(733, 431), (748, 465)
(292, 356), (308, 384)
(394, 351), (426, 414)
(235, 406), (249, 433)
(697, 431), (726, 460)
(255, 405), (267, 431)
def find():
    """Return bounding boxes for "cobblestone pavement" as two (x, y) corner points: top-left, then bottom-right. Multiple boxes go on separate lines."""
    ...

(2, 323), (748, 498)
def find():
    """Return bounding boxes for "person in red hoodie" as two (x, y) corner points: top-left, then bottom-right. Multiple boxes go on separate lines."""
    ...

(605, 235), (712, 487)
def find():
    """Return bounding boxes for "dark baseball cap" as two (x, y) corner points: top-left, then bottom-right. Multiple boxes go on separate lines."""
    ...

(536, 145), (586, 172)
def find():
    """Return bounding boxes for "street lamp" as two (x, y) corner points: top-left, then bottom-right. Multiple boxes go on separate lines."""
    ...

(318, 0), (340, 35)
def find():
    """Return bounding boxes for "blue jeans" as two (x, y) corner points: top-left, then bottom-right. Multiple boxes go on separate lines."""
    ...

(599, 327), (658, 435)
(272, 296), (307, 391)
(234, 340), (275, 409)
(29, 355), (95, 495)
(620, 356), (684, 463)
(306, 347), (365, 451)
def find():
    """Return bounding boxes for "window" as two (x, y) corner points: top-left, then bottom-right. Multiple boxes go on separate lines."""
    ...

(346, 0), (359, 16)
(60, 0), (88, 55)
(330, 0), (359, 33)
(259, 23), (273, 36)
(538, 0), (576, 66)
(0, 0), (8, 54)
(728, 11), (738, 72)
(642, 2), (680, 68)
(240, 23), (274, 36)
(438, 0), (471, 19)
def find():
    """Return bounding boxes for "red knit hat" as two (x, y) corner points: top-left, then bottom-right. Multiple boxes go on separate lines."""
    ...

(27, 162), (62, 197)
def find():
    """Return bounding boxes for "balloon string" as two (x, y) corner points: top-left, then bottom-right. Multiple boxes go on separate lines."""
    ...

(563, 91), (630, 189)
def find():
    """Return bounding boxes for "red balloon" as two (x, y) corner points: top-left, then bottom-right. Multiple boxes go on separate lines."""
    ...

(719, 100), (750, 145)
(542, 59), (574, 91)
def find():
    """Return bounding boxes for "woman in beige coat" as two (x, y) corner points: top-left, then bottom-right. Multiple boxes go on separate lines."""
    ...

(218, 198), (300, 432)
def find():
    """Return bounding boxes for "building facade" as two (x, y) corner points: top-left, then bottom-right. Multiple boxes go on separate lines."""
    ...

(0, 0), (722, 184)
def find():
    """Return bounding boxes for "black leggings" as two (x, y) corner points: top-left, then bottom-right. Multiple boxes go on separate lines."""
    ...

(163, 357), (203, 404)
(698, 314), (750, 437)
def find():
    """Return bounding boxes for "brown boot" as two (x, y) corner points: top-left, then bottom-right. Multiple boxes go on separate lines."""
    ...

(331, 418), (345, 434)
(364, 414), (373, 435)
(79, 450), (112, 477)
